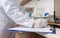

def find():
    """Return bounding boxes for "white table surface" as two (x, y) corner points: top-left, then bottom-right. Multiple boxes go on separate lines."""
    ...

(41, 28), (60, 38)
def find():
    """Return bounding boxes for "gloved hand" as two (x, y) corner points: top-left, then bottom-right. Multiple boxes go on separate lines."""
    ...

(33, 19), (48, 28)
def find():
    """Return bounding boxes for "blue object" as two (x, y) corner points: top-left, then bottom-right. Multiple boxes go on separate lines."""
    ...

(29, 13), (32, 18)
(45, 13), (49, 17)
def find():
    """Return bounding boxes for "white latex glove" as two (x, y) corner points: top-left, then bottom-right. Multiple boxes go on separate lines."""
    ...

(34, 19), (48, 28)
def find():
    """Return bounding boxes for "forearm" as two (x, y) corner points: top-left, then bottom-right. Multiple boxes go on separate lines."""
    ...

(2, 0), (25, 23)
(2, 0), (34, 27)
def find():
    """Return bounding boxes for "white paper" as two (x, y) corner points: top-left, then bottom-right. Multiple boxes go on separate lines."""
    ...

(8, 27), (53, 32)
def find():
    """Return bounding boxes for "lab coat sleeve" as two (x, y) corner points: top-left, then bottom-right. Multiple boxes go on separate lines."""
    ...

(1, 0), (34, 27)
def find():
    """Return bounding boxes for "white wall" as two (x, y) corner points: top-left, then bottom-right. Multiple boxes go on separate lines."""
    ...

(33, 0), (54, 17)
(40, 0), (54, 15)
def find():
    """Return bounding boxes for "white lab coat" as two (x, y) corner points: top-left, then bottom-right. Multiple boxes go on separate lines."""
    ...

(0, 0), (34, 38)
